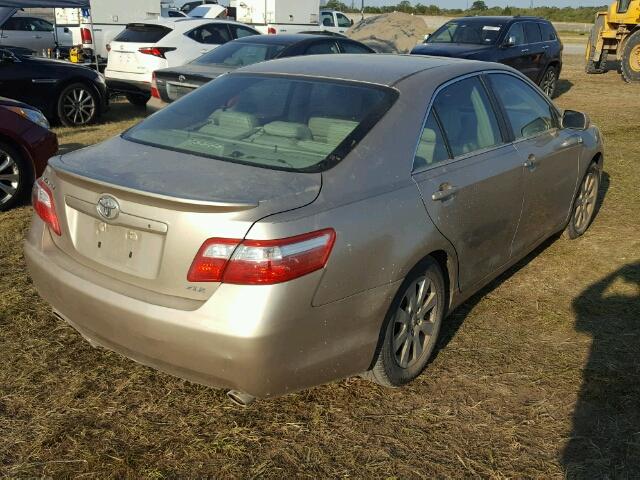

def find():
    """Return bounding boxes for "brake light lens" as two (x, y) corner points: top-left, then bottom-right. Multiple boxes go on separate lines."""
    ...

(188, 229), (336, 284)
(151, 71), (160, 99)
(31, 178), (61, 236)
(80, 27), (92, 44)
(138, 47), (176, 59)
(267, 27), (277, 34)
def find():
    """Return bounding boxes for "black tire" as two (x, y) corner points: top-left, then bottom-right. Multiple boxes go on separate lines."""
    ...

(539, 65), (558, 98)
(364, 257), (445, 387)
(126, 93), (151, 107)
(57, 82), (99, 127)
(564, 162), (601, 240)
(0, 140), (34, 212)
(621, 30), (640, 83)
(585, 16), (606, 74)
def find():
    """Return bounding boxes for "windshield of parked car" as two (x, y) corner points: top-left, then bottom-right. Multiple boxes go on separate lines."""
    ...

(124, 74), (396, 172)
(192, 41), (287, 67)
(428, 20), (504, 45)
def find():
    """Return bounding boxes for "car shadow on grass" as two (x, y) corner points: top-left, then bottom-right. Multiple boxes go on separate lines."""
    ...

(561, 261), (640, 478)
(555, 79), (574, 98)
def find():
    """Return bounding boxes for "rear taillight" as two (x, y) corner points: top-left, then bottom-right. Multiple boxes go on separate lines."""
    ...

(138, 47), (176, 59)
(188, 229), (336, 285)
(31, 178), (61, 236)
(151, 71), (160, 99)
(80, 27), (92, 44)
(267, 27), (277, 35)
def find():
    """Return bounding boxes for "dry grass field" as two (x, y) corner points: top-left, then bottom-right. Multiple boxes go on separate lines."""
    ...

(1, 54), (639, 479)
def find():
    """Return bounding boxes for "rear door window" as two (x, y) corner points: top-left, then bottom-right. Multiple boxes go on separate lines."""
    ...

(414, 112), (450, 170)
(320, 12), (335, 27)
(187, 24), (232, 45)
(114, 24), (172, 43)
(338, 40), (372, 54)
(524, 22), (542, 44)
(488, 73), (558, 140)
(230, 24), (258, 39)
(433, 77), (503, 157)
(305, 40), (340, 54)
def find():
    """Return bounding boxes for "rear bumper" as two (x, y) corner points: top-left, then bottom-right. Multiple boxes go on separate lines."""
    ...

(147, 95), (168, 113)
(106, 78), (151, 96)
(24, 220), (397, 397)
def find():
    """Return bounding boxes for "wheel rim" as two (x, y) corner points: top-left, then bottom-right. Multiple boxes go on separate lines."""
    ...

(62, 87), (95, 125)
(574, 170), (599, 233)
(542, 69), (556, 96)
(392, 275), (438, 369)
(0, 149), (19, 206)
(629, 44), (640, 72)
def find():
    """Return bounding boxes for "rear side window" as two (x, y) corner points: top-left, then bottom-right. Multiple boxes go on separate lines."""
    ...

(124, 74), (397, 172)
(320, 12), (335, 27)
(433, 77), (503, 157)
(524, 22), (542, 44)
(187, 24), (231, 45)
(540, 22), (557, 41)
(339, 40), (372, 54)
(114, 24), (172, 43)
(488, 73), (558, 140)
(230, 24), (258, 39)
(414, 112), (450, 169)
(305, 40), (339, 54)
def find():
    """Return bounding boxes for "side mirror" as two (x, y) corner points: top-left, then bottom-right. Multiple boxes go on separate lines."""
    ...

(423, 33), (431, 43)
(503, 36), (516, 48)
(350, 18), (354, 26)
(563, 110), (590, 130)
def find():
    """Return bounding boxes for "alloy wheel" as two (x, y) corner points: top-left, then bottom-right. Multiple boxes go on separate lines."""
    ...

(573, 169), (598, 233)
(392, 275), (438, 369)
(62, 87), (96, 126)
(0, 149), (19, 207)
(541, 69), (557, 97)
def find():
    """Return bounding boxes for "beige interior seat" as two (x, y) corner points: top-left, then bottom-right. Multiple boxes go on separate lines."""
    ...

(251, 121), (313, 148)
(198, 110), (259, 140)
(298, 117), (359, 154)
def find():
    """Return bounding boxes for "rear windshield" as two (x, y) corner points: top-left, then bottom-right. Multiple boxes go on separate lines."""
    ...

(428, 20), (504, 45)
(193, 41), (287, 66)
(114, 24), (172, 43)
(124, 74), (397, 172)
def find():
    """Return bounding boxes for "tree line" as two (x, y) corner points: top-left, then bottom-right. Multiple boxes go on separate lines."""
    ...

(324, 1), (608, 23)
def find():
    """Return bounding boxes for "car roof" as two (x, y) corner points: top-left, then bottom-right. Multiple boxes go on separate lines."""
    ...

(235, 33), (351, 45)
(129, 18), (243, 31)
(236, 53), (498, 87)
(451, 15), (545, 22)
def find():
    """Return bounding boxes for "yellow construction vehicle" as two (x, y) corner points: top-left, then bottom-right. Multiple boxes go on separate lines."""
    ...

(586, 0), (640, 82)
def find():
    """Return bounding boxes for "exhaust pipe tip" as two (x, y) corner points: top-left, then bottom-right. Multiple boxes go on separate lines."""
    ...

(226, 390), (256, 407)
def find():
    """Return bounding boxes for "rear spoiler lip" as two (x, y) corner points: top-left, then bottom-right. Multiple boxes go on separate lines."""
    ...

(48, 158), (259, 210)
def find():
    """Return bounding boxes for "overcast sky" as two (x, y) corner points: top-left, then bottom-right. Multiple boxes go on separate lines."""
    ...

(358, 1), (604, 8)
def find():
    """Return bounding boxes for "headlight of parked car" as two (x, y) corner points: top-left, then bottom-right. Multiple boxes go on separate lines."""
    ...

(5, 106), (50, 130)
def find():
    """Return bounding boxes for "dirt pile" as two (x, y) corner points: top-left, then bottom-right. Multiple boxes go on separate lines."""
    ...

(346, 12), (429, 53)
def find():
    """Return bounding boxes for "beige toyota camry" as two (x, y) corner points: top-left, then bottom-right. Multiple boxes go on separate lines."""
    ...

(25, 55), (604, 404)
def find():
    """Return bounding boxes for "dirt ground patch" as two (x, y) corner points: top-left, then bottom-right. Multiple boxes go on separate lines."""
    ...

(347, 12), (430, 53)
(1, 56), (639, 478)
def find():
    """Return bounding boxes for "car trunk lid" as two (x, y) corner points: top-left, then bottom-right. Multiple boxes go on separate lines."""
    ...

(45, 136), (321, 302)
(108, 23), (172, 75)
(155, 64), (236, 102)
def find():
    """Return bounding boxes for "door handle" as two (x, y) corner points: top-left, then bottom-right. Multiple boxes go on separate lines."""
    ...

(0, 33), (8, 38)
(542, 45), (550, 49)
(524, 154), (537, 170)
(431, 183), (458, 202)
(521, 48), (529, 53)
(34, 35), (42, 39)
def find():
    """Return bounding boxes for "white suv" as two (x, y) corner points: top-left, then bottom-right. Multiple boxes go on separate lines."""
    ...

(105, 18), (259, 106)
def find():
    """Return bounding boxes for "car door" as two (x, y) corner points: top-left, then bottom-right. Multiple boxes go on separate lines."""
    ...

(500, 22), (537, 80)
(0, 52), (36, 105)
(523, 21), (545, 83)
(183, 23), (232, 59)
(412, 75), (526, 292)
(487, 72), (581, 254)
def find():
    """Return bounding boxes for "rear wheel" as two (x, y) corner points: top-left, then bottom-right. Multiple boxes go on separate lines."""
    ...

(0, 141), (33, 212)
(364, 258), (445, 388)
(126, 93), (150, 107)
(539, 65), (558, 98)
(564, 162), (601, 239)
(585, 15), (606, 74)
(621, 30), (640, 83)
(57, 82), (98, 127)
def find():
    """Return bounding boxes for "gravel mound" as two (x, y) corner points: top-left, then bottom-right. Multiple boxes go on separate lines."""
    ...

(347, 12), (429, 53)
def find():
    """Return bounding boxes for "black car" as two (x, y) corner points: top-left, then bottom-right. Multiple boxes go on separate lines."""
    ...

(149, 34), (375, 109)
(0, 48), (108, 126)
(411, 16), (562, 97)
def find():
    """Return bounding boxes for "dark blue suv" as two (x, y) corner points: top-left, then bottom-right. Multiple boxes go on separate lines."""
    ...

(411, 16), (563, 97)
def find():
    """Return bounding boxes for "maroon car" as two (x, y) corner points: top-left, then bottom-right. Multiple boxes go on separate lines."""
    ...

(0, 96), (58, 211)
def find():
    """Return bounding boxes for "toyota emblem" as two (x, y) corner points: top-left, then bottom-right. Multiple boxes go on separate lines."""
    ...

(96, 195), (120, 221)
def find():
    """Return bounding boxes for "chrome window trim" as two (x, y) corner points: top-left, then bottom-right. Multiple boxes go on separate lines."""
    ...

(411, 69), (562, 175)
